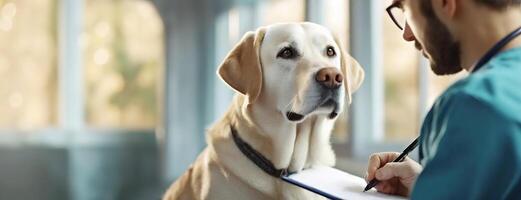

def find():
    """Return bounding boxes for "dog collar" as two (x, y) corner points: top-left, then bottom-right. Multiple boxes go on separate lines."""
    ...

(230, 125), (292, 178)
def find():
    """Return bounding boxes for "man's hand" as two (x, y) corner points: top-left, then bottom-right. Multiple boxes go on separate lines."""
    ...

(365, 152), (423, 197)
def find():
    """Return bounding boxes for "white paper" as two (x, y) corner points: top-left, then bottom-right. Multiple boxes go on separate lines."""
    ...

(283, 166), (407, 200)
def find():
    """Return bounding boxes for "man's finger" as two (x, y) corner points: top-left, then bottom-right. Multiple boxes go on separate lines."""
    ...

(374, 181), (387, 192)
(375, 181), (395, 194)
(374, 162), (410, 181)
(366, 152), (400, 181)
(366, 154), (381, 181)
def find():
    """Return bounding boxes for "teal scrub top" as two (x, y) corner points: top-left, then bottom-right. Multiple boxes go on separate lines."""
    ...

(411, 47), (521, 199)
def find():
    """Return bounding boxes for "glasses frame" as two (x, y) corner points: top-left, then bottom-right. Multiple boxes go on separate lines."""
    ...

(386, 3), (404, 30)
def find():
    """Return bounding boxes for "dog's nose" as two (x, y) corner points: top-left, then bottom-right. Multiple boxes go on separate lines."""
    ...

(315, 67), (343, 89)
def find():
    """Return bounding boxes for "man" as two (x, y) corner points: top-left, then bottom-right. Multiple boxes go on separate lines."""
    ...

(365, 0), (521, 199)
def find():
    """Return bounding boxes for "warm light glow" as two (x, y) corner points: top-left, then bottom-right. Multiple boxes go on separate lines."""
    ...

(85, 0), (163, 128)
(9, 93), (23, 109)
(228, 7), (240, 44)
(0, 0), (163, 130)
(260, 0), (305, 26)
(95, 21), (111, 39)
(0, 56), (7, 75)
(0, 2), (16, 31)
(1, 2), (16, 19)
(93, 48), (110, 66)
(0, 18), (12, 31)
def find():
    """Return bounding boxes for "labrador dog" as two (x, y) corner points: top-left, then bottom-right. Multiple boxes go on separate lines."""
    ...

(163, 22), (364, 200)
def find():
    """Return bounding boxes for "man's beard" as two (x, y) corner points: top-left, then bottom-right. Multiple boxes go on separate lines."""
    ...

(419, 3), (463, 75)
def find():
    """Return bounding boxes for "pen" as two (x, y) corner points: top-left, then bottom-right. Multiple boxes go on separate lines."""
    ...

(363, 137), (419, 192)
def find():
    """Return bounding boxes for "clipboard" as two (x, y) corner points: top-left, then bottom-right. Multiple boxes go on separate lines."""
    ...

(281, 166), (407, 200)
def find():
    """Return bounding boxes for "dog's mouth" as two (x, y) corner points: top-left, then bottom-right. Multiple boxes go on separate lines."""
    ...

(321, 99), (339, 118)
(286, 112), (305, 121)
(286, 97), (340, 122)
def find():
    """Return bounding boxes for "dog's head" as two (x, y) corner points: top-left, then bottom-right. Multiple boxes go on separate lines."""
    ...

(218, 22), (364, 123)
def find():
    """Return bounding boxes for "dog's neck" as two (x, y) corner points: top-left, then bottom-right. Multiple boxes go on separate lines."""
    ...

(247, 101), (297, 169)
(228, 95), (335, 172)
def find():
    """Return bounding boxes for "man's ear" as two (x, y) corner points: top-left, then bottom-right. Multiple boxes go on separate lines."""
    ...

(334, 37), (365, 104)
(217, 28), (266, 104)
(433, 0), (457, 20)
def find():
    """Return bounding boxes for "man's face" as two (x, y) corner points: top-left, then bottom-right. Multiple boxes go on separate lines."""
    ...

(399, 0), (463, 75)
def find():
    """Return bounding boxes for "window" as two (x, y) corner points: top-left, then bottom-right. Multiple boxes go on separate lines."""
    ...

(382, 0), (420, 141)
(381, 0), (466, 141)
(323, 0), (351, 148)
(259, 0), (305, 25)
(0, 0), (58, 130)
(0, 1), (163, 198)
(345, 0), (467, 162)
(428, 73), (466, 106)
(323, 0), (349, 47)
(83, 0), (163, 128)
(0, 0), (163, 131)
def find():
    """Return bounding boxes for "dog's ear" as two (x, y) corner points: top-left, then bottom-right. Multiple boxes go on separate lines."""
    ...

(334, 37), (365, 104)
(218, 28), (266, 104)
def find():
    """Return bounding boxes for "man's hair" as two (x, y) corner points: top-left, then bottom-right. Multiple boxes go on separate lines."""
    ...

(420, 0), (521, 11)
(475, 0), (521, 10)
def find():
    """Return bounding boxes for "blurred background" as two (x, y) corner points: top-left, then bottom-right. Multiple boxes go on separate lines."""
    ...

(0, 0), (465, 199)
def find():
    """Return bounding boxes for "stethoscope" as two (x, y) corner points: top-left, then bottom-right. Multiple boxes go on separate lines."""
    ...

(472, 26), (521, 73)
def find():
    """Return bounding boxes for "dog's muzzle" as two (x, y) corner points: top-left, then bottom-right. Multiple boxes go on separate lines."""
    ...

(286, 96), (340, 122)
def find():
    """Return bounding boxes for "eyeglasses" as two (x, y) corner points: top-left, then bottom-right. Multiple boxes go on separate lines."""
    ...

(386, 2), (406, 30)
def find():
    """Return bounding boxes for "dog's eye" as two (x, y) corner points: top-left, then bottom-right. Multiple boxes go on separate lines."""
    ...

(277, 47), (297, 59)
(326, 46), (336, 57)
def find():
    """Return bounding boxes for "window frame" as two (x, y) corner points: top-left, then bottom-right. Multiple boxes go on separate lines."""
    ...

(59, 0), (84, 130)
(0, 2), (156, 143)
(161, 0), (262, 183)
(348, 0), (423, 160)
